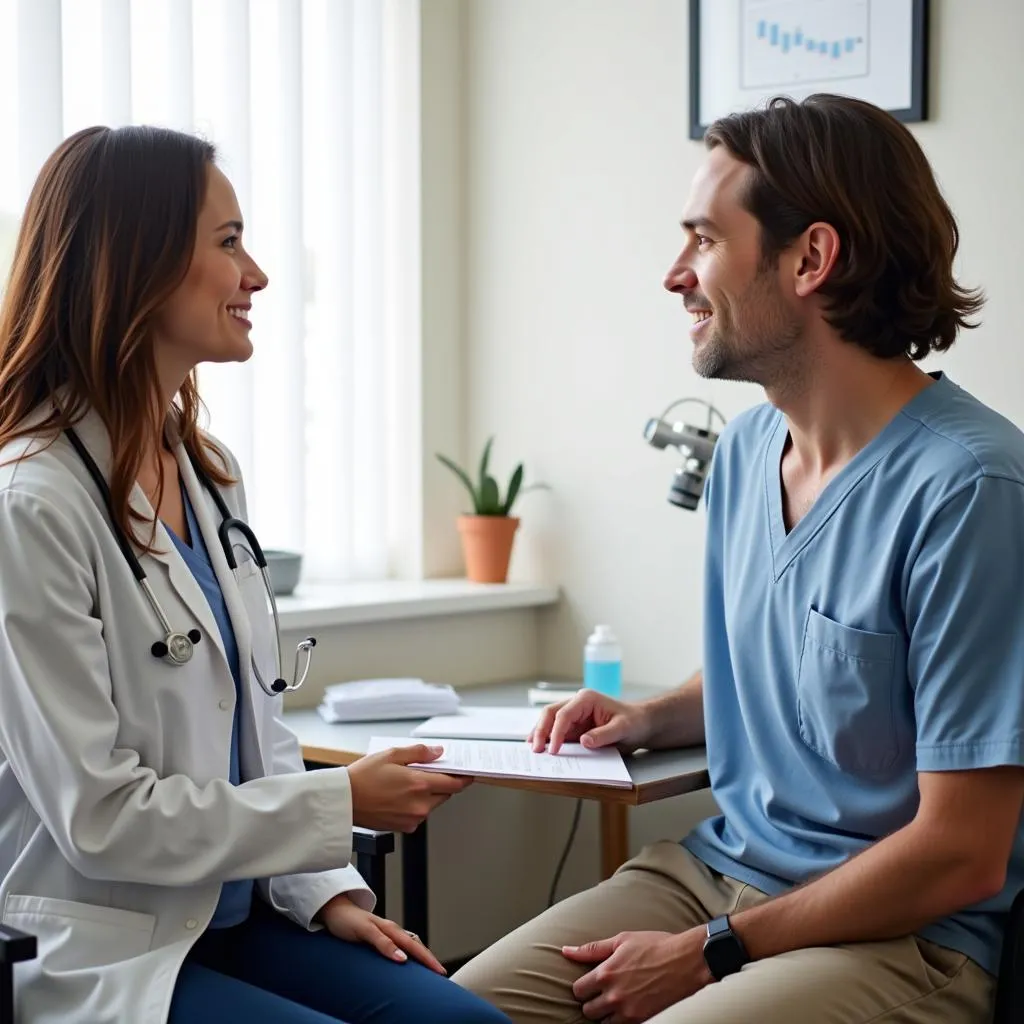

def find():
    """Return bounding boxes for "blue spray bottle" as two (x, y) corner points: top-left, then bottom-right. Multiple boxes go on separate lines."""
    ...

(583, 625), (622, 698)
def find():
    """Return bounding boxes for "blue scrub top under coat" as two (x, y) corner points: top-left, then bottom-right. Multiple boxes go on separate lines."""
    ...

(165, 481), (253, 929)
(684, 373), (1024, 976)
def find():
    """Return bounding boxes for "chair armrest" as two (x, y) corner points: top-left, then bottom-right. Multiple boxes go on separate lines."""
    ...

(353, 827), (396, 858)
(0, 923), (36, 964)
(352, 828), (396, 917)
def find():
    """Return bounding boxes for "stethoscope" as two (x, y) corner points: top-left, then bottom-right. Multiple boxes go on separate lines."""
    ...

(64, 427), (316, 696)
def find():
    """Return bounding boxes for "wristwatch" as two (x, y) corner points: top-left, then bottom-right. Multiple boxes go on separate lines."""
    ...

(702, 915), (750, 980)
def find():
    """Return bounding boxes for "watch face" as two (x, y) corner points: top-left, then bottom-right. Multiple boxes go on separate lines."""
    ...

(704, 933), (743, 980)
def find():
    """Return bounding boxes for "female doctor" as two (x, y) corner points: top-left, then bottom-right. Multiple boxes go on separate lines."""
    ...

(0, 126), (510, 1024)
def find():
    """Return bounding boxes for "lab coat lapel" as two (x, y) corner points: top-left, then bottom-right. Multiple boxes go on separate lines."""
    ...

(69, 409), (228, 667)
(173, 438), (270, 779)
(172, 439), (257, 695)
(131, 484), (230, 669)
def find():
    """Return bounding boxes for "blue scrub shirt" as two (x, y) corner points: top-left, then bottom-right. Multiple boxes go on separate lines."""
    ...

(684, 373), (1024, 974)
(166, 483), (253, 929)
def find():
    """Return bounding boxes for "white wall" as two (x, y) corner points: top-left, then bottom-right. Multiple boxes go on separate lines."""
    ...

(420, 0), (470, 578)
(910, 1), (1024, 412)
(464, 0), (1024, 687)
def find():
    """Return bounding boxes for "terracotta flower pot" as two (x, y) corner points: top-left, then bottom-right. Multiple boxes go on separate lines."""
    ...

(457, 515), (520, 583)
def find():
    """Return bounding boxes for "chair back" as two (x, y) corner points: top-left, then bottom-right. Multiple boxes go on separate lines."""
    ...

(993, 888), (1024, 1023)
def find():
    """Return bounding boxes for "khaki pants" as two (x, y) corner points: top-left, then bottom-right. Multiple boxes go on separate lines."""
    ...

(453, 842), (996, 1024)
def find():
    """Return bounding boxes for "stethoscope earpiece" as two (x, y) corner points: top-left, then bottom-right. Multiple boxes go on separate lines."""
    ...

(271, 679), (288, 694)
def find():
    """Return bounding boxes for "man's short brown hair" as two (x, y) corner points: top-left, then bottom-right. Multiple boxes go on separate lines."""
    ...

(705, 94), (983, 360)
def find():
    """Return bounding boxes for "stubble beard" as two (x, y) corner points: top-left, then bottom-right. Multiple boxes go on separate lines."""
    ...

(692, 273), (803, 390)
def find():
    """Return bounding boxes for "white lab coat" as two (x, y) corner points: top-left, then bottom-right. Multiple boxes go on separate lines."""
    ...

(0, 408), (372, 1023)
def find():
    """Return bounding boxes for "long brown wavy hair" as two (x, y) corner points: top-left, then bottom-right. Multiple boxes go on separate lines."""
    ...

(705, 94), (984, 360)
(0, 125), (234, 550)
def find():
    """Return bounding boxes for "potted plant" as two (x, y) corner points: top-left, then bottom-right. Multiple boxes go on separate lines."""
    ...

(436, 437), (546, 583)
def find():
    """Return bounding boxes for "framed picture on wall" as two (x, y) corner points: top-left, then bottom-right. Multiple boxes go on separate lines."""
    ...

(688, 0), (929, 140)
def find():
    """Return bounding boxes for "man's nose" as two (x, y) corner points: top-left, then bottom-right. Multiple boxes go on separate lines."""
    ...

(664, 260), (697, 293)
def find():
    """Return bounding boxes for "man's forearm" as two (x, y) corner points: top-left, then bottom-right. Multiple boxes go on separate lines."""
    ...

(729, 818), (1000, 961)
(638, 669), (704, 749)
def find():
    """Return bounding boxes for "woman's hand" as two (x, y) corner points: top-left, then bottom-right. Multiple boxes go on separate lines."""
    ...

(347, 743), (472, 833)
(318, 893), (446, 974)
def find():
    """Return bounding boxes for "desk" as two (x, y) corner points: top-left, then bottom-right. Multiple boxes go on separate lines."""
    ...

(286, 681), (710, 943)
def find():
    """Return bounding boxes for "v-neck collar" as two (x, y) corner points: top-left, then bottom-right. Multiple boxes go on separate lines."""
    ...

(764, 372), (950, 580)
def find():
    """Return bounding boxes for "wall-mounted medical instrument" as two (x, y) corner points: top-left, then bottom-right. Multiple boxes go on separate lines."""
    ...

(642, 397), (726, 510)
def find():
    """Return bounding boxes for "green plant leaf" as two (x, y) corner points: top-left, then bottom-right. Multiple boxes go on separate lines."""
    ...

(435, 453), (481, 512)
(503, 463), (524, 515)
(480, 474), (502, 515)
(478, 436), (494, 500)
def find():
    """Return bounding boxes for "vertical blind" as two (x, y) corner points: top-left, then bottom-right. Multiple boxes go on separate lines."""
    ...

(0, 0), (422, 582)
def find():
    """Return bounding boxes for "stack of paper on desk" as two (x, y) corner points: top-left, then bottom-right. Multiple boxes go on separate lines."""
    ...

(366, 736), (633, 788)
(317, 679), (460, 723)
(410, 707), (542, 741)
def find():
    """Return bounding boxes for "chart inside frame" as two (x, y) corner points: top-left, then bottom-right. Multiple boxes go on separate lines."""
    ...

(688, 0), (929, 141)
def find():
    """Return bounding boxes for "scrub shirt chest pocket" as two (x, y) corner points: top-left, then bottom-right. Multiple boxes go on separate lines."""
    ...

(796, 608), (901, 774)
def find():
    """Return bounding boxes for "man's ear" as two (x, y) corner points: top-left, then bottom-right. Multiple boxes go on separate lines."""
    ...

(793, 222), (840, 298)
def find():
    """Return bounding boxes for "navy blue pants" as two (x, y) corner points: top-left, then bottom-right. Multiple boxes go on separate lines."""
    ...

(168, 900), (510, 1024)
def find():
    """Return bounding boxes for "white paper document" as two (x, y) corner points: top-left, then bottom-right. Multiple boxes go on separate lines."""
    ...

(367, 736), (633, 789)
(410, 707), (542, 741)
(316, 678), (460, 723)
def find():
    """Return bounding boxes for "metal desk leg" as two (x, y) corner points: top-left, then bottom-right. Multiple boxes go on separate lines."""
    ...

(402, 821), (429, 944)
(600, 802), (630, 879)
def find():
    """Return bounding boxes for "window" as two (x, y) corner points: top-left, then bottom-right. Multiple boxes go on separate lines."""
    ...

(0, 0), (422, 582)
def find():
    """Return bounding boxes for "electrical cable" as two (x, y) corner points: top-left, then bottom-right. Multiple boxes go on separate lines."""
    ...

(547, 798), (584, 907)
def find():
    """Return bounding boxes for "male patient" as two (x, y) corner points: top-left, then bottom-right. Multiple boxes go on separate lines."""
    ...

(454, 94), (1024, 1024)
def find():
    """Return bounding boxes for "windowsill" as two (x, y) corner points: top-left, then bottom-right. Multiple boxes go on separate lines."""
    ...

(275, 578), (560, 631)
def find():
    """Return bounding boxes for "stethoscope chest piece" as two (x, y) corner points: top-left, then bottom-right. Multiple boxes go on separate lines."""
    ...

(151, 629), (202, 665)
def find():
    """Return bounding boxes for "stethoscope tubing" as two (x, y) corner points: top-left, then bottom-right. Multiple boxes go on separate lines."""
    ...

(64, 426), (314, 695)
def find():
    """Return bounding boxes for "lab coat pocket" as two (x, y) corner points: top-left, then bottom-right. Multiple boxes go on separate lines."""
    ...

(3, 895), (156, 971)
(796, 608), (898, 775)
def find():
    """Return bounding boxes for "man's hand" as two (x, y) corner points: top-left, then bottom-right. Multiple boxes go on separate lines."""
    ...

(563, 928), (713, 1024)
(529, 690), (650, 754)
(318, 893), (446, 974)
(348, 744), (471, 833)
